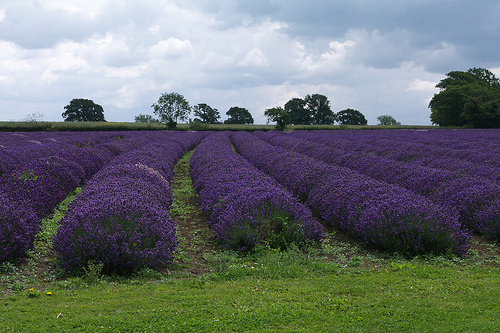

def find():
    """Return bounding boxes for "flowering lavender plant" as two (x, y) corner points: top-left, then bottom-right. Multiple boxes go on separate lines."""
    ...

(190, 133), (323, 251)
(232, 131), (469, 256)
(0, 191), (39, 263)
(54, 132), (205, 274)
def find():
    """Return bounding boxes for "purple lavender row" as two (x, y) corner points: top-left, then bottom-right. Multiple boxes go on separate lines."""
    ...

(0, 131), (171, 220)
(347, 131), (500, 178)
(189, 133), (324, 251)
(54, 132), (205, 274)
(255, 131), (500, 241)
(232, 131), (469, 256)
(0, 149), (113, 263)
(290, 130), (500, 174)
(0, 131), (132, 175)
(0, 131), (171, 263)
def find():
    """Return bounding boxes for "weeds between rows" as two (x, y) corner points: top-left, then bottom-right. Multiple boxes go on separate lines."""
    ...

(1, 150), (500, 332)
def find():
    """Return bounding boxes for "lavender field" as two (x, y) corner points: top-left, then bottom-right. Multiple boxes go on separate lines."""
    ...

(1, 129), (499, 273)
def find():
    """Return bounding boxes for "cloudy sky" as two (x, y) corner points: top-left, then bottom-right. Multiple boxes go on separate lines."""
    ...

(1, 0), (499, 125)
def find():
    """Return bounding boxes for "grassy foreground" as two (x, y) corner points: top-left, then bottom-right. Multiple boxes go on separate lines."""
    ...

(1, 151), (500, 332)
(2, 257), (500, 332)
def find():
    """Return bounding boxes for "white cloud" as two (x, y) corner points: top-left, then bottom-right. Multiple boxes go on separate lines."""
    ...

(150, 38), (193, 59)
(406, 79), (437, 92)
(491, 67), (500, 78)
(238, 48), (269, 67)
(0, 1), (499, 123)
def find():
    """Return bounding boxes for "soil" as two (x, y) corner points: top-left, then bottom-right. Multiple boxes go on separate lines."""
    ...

(169, 152), (218, 276)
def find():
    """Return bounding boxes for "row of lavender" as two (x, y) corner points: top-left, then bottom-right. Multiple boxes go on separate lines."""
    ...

(53, 132), (205, 274)
(0, 131), (139, 176)
(261, 130), (500, 241)
(189, 133), (324, 251)
(289, 130), (500, 181)
(231, 132), (469, 256)
(0, 132), (172, 263)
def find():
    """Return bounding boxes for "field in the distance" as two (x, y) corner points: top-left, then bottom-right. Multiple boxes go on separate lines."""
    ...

(1, 128), (499, 332)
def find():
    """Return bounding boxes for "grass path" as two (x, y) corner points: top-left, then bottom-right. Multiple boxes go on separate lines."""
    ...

(168, 149), (217, 275)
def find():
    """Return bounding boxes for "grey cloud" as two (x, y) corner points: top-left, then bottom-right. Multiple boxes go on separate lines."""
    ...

(0, 3), (98, 49)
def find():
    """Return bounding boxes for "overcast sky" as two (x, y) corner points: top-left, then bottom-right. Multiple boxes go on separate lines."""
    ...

(1, 0), (499, 125)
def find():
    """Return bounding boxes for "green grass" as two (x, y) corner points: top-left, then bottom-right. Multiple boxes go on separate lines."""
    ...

(1, 150), (500, 332)
(2, 256), (500, 332)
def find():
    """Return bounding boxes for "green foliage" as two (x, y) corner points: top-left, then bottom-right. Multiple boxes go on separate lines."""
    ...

(305, 94), (336, 125)
(62, 98), (106, 122)
(377, 114), (401, 125)
(192, 103), (221, 124)
(285, 97), (311, 125)
(429, 67), (500, 128)
(188, 121), (210, 131)
(264, 106), (291, 131)
(224, 206), (308, 252)
(337, 108), (368, 125)
(14, 169), (39, 181)
(224, 106), (254, 124)
(151, 92), (191, 129)
(83, 260), (104, 283)
(134, 114), (159, 123)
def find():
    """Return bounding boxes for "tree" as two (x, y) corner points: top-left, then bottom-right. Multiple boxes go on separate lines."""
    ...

(23, 111), (44, 122)
(304, 94), (336, 125)
(224, 107), (254, 124)
(377, 114), (401, 125)
(134, 114), (159, 123)
(264, 107), (291, 131)
(429, 68), (500, 128)
(284, 98), (311, 125)
(152, 92), (190, 129)
(337, 108), (368, 125)
(192, 103), (221, 124)
(62, 99), (105, 122)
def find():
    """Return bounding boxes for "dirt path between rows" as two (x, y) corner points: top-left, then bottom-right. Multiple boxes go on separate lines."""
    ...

(169, 150), (218, 276)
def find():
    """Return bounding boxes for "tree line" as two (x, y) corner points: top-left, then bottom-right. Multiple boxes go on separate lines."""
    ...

(264, 94), (369, 130)
(60, 67), (499, 128)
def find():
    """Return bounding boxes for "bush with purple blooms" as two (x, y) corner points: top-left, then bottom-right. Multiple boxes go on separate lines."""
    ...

(257, 130), (500, 242)
(54, 132), (205, 274)
(0, 131), (187, 263)
(0, 191), (39, 263)
(190, 133), (323, 251)
(231, 131), (469, 256)
(474, 199), (500, 241)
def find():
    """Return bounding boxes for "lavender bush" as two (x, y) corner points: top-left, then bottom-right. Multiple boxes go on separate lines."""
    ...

(190, 133), (323, 251)
(53, 172), (177, 274)
(258, 131), (500, 240)
(0, 191), (39, 263)
(232, 131), (469, 256)
(0, 131), (185, 263)
(54, 132), (205, 274)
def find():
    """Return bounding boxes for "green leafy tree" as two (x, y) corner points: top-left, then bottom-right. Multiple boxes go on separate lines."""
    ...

(429, 68), (500, 128)
(377, 114), (401, 125)
(224, 106), (254, 124)
(337, 108), (368, 125)
(264, 107), (291, 131)
(193, 103), (221, 124)
(62, 99), (105, 122)
(304, 94), (336, 125)
(152, 92), (191, 129)
(284, 98), (311, 125)
(134, 114), (159, 123)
